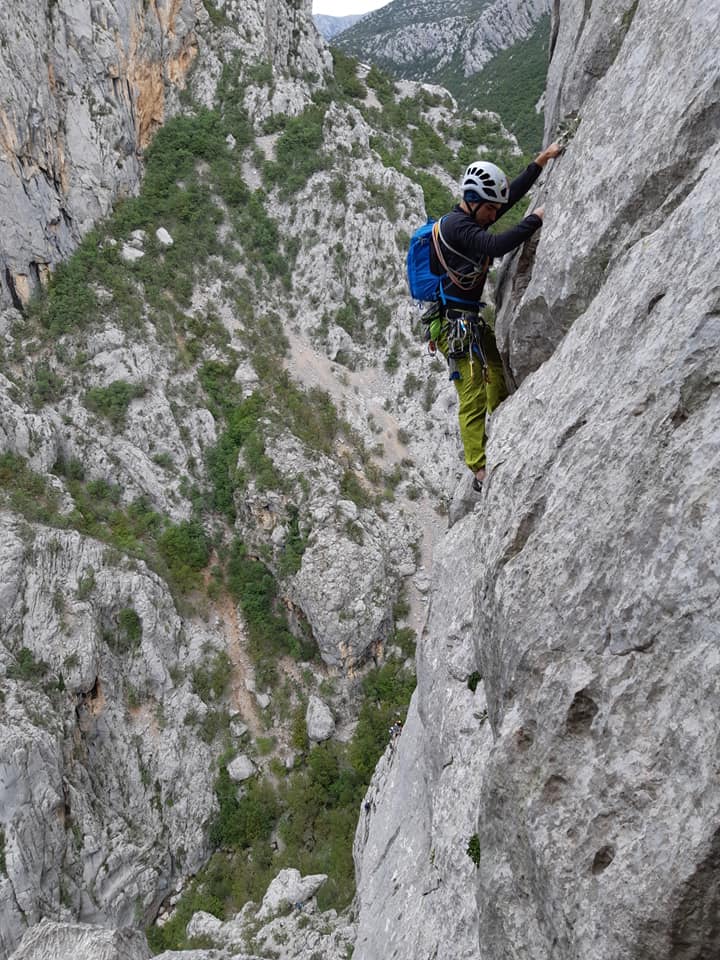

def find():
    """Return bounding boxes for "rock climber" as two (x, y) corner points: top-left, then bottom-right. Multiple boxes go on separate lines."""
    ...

(428, 143), (563, 491)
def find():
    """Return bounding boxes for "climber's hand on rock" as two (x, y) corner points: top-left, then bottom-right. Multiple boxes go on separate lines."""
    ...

(534, 206), (545, 221)
(536, 142), (563, 166)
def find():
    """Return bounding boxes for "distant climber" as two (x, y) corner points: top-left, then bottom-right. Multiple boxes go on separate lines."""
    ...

(424, 143), (563, 492)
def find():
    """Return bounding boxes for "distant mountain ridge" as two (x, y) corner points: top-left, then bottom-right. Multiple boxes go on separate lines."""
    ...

(334, 0), (551, 150)
(314, 12), (365, 40)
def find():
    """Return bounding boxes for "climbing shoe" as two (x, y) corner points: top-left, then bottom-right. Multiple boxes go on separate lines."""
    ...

(472, 477), (483, 494)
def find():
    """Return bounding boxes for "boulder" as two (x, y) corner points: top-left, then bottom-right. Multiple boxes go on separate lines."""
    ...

(226, 755), (256, 783)
(305, 695), (335, 742)
(256, 868), (327, 920)
(155, 228), (173, 246)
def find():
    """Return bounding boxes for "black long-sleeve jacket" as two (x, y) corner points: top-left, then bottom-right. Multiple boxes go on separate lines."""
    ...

(430, 161), (543, 305)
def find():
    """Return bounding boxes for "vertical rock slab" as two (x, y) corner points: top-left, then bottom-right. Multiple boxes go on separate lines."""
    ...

(0, 517), (218, 958)
(353, 517), (493, 960)
(495, 0), (720, 385)
(0, 0), (199, 304)
(354, 2), (720, 959)
(473, 135), (720, 959)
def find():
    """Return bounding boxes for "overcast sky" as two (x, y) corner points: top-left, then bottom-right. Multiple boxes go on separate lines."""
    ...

(312, 0), (390, 16)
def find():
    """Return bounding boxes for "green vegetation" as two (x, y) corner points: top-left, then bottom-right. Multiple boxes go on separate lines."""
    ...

(227, 539), (311, 687)
(158, 521), (210, 592)
(84, 380), (146, 428)
(26, 54), (255, 339)
(467, 833), (481, 868)
(450, 15), (551, 153)
(365, 77), (528, 221)
(202, 378), (279, 519)
(109, 608), (143, 654)
(200, 344), (353, 522)
(338, 12), (550, 153)
(467, 671), (482, 693)
(76, 567), (96, 600)
(149, 660), (415, 953)
(0, 452), (210, 598)
(192, 650), (232, 703)
(278, 507), (307, 577)
(339, 469), (372, 510)
(622, 0), (640, 31)
(263, 104), (328, 197)
(413, 172), (454, 221)
(146, 872), (227, 952)
(331, 49), (367, 100)
(0, 452), (63, 524)
(392, 626), (416, 658)
(365, 64), (395, 104)
(31, 363), (63, 408)
(348, 662), (415, 779)
(7, 647), (49, 682)
(201, 0), (229, 27)
(210, 774), (280, 849)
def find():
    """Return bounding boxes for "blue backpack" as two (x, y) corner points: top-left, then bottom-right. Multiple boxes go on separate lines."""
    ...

(406, 217), (478, 307)
(406, 219), (441, 303)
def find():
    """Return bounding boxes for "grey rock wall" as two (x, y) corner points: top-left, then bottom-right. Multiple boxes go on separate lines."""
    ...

(8, 920), (150, 960)
(496, 0), (719, 384)
(353, 518), (493, 960)
(0, 516), (220, 957)
(0, 0), (199, 306)
(0, 33), (475, 960)
(474, 127), (720, 959)
(355, 1), (720, 958)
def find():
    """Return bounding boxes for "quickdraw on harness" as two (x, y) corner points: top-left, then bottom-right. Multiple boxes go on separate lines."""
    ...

(443, 309), (490, 383)
(420, 301), (490, 382)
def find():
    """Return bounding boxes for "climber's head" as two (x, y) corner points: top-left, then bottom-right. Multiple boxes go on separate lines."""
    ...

(461, 161), (509, 224)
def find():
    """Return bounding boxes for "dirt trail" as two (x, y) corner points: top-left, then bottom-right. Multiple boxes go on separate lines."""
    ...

(213, 592), (264, 737)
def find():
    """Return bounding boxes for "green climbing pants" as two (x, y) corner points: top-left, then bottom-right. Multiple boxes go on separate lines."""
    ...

(436, 320), (508, 473)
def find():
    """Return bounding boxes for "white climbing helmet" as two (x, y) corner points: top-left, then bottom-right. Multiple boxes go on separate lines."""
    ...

(461, 161), (509, 204)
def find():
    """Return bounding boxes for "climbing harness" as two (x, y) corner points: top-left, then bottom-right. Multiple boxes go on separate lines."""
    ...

(445, 309), (489, 382)
(407, 211), (493, 381)
(421, 303), (489, 382)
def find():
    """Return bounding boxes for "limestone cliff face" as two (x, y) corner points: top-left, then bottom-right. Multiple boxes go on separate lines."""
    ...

(0, 517), (222, 959)
(0, 0), (328, 308)
(0, 2), (489, 952)
(336, 0), (550, 78)
(354, 1), (720, 958)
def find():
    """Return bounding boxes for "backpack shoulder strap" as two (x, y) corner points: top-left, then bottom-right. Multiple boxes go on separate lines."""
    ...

(432, 217), (484, 293)
(436, 216), (479, 268)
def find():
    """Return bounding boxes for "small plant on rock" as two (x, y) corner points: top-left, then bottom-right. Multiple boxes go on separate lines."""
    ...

(467, 833), (481, 868)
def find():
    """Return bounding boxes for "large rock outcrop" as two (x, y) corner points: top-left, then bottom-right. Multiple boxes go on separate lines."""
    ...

(0, 0), (329, 307)
(0, 517), (221, 958)
(0, 10), (481, 957)
(8, 920), (150, 960)
(355, 1), (720, 958)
